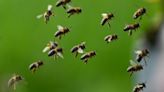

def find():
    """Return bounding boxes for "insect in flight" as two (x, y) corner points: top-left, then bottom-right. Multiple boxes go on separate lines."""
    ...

(29, 60), (43, 73)
(56, 0), (71, 9)
(54, 25), (70, 39)
(133, 8), (146, 20)
(66, 5), (82, 18)
(104, 34), (118, 43)
(123, 23), (140, 36)
(42, 41), (58, 53)
(71, 42), (86, 57)
(80, 51), (96, 64)
(135, 49), (149, 65)
(36, 5), (54, 24)
(48, 47), (64, 59)
(8, 74), (23, 90)
(101, 13), (114, 27)
(127, 60), (143, 76)
(133, 82), (146, 92)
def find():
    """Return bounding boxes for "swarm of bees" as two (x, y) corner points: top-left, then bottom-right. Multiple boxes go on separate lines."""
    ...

(7, 0), (149, 91)
(127, 48), (149, 92)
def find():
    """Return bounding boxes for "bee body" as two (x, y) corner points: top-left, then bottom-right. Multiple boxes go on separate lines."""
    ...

(135, 49), (149, 63)
(8, 74), (23, 90)
(71, 42), (86, 57)
(123, 23), (140, 36)
(101, 13), (114, 26)
(55, 25), (70, 39)
(56, 0), (71, 9)
(133, 8), (146, 19)
(29, 60), (43, 73)
(48, 47), (63, 58)
(133, 83), (146, 92)
(66, 6), (82, 18)
(80, 51), (96, 64)
(104, 34), (118, 43)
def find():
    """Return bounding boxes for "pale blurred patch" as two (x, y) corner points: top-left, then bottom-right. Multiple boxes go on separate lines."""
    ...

(145, 0), (160, 3)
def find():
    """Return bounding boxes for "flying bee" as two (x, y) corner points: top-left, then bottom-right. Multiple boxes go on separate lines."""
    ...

(29, 60), (43, 73)
(42, 41), (58, 53)
(133, 82), (146, 92)
(135, 49), (149, 65)
(80, 51), (96, 64)
(48, 47), (64, 59)
(101, 13), (114, 27)
(71, 42), (86, 57)
(56, 0), (71, 9)
(54, 25), (70, 39)
(123, 23), (140, 36)
(104, 34), (118, 43)
(36, 5), (54, 24)
(66, 5), (82, 18)
(133, 8), (146, 19)
(8, 74), (23, 90)
(127, 60), (143, 76)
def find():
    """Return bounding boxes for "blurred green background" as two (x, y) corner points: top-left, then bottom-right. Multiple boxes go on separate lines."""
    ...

(0, 0), (161, 92)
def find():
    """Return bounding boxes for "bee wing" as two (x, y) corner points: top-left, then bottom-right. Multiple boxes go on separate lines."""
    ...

(57, 25), (64, 30)
(42, 46), (50, 53)
(57, 52), (64, 58)
(36, 14), (43, 19)
(101, 13), (108, 17)
(66, 4), (73, 9)
(48, 4), (53, 11)
(130, 60), (137, 66)
(135, 50), (142, 54)
(77, 48), (84, 54)
(8, 78), (14, 87)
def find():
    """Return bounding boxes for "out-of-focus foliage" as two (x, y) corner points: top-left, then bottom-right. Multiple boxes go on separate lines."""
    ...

(0, 0), (161, 92)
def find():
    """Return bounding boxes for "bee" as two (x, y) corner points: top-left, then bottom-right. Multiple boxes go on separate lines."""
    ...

(48, 47), (64, 59)
(42, 41), (58, 53)
(123, 23), (140, 36)
(104, 34), (118, 43)
(54, 25), (70, 39)
(8, 74), (23, 90)
(66, 5), (82, 18)
(71, 42), (86, 57)
(56, 0), (71, 9)
(80, 51), (96, 64)
(133, 8), (146, 19)
(37, 5), (54, 24)
(101, 13), (114, 27)
(127, 60), (143, 76)
(135, 49), (149, 65)
(29, 60), (43, 73)
(133, 83), (146, 92)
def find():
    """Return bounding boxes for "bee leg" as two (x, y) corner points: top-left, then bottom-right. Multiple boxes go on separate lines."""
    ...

(62, 5), (66, 10)
(130, 72), (133, 77)
(13, 83), (16, 90)
(84, 60), (88, 64)
(107, 22), (111, 28)
(128, 30), (132, 36)
(75, 52), (78, 57)
(68, 13), (73, 18)
(144, 58), (147, 66)
(59, 36), (62, 39)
